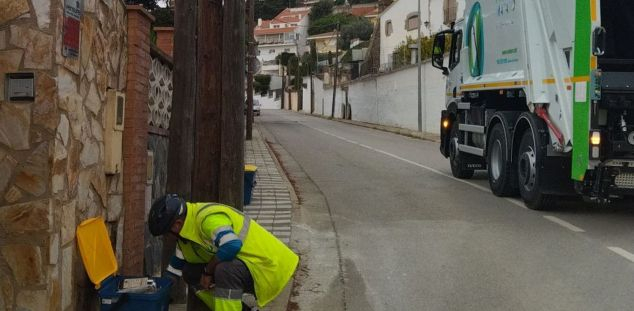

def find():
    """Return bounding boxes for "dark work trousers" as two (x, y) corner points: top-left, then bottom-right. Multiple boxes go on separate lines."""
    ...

(182, 259), (255, 310)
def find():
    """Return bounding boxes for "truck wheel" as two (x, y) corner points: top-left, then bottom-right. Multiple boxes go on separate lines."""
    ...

(487, 124), (518, 196)
(517, 130), (553, 210)
(449, 120), (475, 179)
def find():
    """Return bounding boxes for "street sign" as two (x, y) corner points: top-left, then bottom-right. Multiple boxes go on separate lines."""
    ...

(63, 0), (82, 58)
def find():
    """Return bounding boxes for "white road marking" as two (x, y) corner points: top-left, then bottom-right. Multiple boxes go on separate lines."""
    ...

(543, 216), (585, 233)
(308, 126), (492, 193)
(608, 247), (634, 263)
(505, 198), (528, 209)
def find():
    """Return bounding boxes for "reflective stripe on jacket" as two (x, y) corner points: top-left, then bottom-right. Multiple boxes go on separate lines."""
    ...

(178, 202), (299, 307)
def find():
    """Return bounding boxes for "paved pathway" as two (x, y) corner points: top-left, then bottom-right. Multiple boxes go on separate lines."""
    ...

(244, 126), (293, 244)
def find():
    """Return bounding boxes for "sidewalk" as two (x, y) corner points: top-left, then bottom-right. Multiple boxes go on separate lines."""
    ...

(244, 126), (293, 245)
(171, 125), (294, 311)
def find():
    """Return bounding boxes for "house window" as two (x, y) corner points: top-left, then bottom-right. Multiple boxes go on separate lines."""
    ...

(269, 49), (276, 54)
(385, 20), (393, 36)
(406, 13), (420, 30)
(284, 48), (291, 52)
(273, 25), (280, 28)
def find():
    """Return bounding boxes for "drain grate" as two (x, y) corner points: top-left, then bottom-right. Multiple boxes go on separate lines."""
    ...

(615, 173), (634, 189)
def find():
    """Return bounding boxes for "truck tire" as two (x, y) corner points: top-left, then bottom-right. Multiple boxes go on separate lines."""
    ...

(487, 124), (518, 196)
(449, 120), (475, 179)
(517, 130), (554, 210)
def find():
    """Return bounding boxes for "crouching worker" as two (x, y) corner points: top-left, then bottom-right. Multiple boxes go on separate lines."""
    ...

(148, 194), (299, 310)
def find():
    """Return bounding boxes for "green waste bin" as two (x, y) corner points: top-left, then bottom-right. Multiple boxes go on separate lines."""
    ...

(244, 165), (257, 205)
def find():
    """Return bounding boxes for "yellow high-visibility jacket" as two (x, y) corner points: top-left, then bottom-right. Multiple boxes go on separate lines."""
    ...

(177, 202), (299, 307)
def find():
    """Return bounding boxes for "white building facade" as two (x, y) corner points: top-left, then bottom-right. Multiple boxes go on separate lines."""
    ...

(255, 7), (311, 76)
(379, 0), (465, 70)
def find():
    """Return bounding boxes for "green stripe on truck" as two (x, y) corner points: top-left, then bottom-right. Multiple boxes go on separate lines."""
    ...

(571, 0), (591, 181)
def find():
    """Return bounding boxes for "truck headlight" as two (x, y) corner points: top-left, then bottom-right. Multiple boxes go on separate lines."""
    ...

(591, 131), (601, 145)
(591, 131), (601, 159)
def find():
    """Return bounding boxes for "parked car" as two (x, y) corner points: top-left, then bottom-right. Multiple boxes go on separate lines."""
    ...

(245, 99), (262, 116)
(253, 99), (261, 116)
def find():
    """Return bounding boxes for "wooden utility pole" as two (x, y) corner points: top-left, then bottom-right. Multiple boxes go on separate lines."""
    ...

(169, 0), (245, 307)
(167, 0), (196, 202)
(167, 0), (199, 307)
(295, 38), (302, 111)
(220, 0), (246, 210)
(310, 41), (316, 113)
(417, 0), (422, 132)
(193, 0), (223, 201)
(246, 0), (255, 140)
(281, 62), (285, 109)
(310, 66), (315, 113)
(331, 23), (340, 118)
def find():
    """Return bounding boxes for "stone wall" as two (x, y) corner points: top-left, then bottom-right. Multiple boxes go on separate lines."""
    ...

(0, 0), (128, 310)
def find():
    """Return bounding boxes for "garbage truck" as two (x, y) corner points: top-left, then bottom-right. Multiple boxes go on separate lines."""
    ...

(432, 0), (634, 209)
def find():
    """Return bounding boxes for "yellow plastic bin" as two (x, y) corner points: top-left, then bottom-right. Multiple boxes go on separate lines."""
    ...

(244, 165), (258, 205)
(76, 217), (173, 311)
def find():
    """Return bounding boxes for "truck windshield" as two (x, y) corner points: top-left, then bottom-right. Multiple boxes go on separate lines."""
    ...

(599, 0), (634, 71)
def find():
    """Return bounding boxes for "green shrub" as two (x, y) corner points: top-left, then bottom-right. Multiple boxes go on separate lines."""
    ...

(254, 75), (272, 95)
(391, 36), (438, 67)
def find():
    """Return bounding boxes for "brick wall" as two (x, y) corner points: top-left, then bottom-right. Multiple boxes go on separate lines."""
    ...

(122, 5), (154, 276)
(154, 27), (174, 57)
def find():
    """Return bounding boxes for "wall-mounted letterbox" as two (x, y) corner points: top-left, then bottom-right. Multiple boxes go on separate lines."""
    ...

(104, 90), (125, 174)
(5, 73), (35, 101)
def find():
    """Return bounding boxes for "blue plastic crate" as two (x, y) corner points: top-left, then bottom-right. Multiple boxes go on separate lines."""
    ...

(99, 276), (172, 311)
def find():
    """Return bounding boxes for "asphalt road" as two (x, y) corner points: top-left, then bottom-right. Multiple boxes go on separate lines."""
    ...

(257, 110), (634, 311)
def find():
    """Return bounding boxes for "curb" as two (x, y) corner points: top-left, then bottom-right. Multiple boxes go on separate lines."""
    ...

(293, 111), (442, 143)
(257, 123), (302, 207)
(253, 123), (299, 311)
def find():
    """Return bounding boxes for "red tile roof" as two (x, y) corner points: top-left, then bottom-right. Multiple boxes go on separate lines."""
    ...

(276, 7), (311, 19)
(259, 20), (271, 28)
(350, 6), (378, 17)
(255, 7), (309, 36)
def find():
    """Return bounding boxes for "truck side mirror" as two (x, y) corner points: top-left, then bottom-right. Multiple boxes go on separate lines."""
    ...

(432, 32), (449, 75)
(593, 27), (606, 56)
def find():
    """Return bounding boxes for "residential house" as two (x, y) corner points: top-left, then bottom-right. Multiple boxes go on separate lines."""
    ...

(255, 7), (311, 75)
(379, 0), (465, 69)
(347, 3), (381, 24)
(332, 3), (380, 24)
(307, 31), (338, 54)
